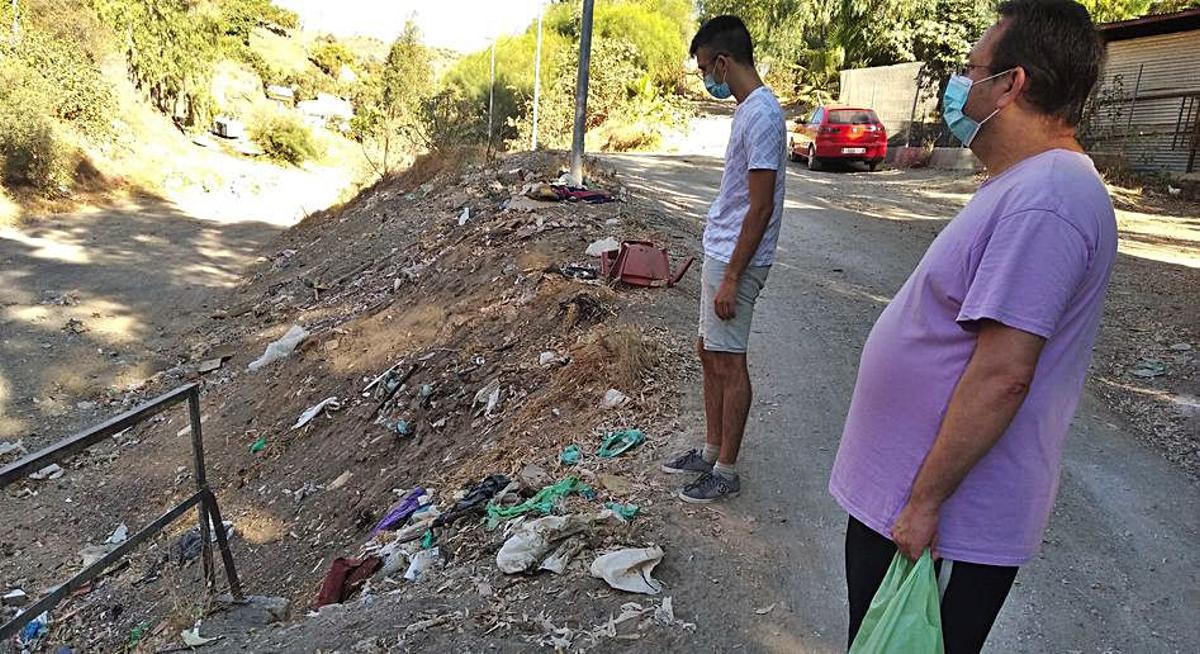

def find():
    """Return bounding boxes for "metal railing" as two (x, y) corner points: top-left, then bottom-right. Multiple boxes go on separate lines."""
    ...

(0, 383), (243, 640)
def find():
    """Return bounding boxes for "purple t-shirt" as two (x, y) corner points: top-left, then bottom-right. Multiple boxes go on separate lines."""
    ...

(829, 149), (1117, 566)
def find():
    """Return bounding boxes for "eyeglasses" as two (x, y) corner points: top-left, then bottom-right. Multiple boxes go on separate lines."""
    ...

(956, 63), (993, 77)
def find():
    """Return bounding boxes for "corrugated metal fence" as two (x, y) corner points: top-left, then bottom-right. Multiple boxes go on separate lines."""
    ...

(1084, 30), (1200, 173)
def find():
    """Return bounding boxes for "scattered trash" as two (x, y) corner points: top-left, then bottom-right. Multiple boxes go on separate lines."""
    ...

(248, 325), (309, 372)
(1169, 342), (1192, 352)
(560, 444), (582, 466)
(181, 622), (223, 648)
(371, 488), (428, 534)
(601, 388), (630, 410)
(561, 264), (600, 281)
(597, 430), (646, 458)
(79, 542), (117, 568)
(421, 529), (436, 549)
(404, 547), (441, 582)
(434, 474), (511, 527)
(316, 556), (382, 608)
(539, 351), (559, 366)
(496, 515), (589, 574)
(63, 318), (88, 334)
(128, 622), (150, 648)
(197, 358), (226, 374)
(586, 237), (621, 258)
(105, 524), (129, 546)
(249, 435), (268, 453)
(605, 502), (640, 521)
(1131, 358), (1168, 378)
(474, 379), (503, 417)
(18, 612), (50, 648)
(329, 470), (353, 490)
(540, 536), (588, 575)
(486, 476), (592, 527)
(395, 419), (414, 437)
(169, 521), (237, 566)
(590, 546), (665, 595)
(291, 396), (341, 430)
(0, 439), (27, 461)
(458, 206), (472, 226)
(2, 589), (28, 606)
(600, 240), (694, 288)
(29, 463), (64, 481)
(755, 603), (777, 615)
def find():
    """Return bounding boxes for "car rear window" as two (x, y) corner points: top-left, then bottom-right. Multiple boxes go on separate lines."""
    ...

(827, 109), (879, 125)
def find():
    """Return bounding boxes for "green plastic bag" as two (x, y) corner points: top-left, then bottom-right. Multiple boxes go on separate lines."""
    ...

(849, 550), (944, 654)
(484, 476), (592, 528)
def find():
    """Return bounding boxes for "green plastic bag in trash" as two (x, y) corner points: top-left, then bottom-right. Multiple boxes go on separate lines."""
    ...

(849, 550), (944, 654)
(484, 476), (592, 528)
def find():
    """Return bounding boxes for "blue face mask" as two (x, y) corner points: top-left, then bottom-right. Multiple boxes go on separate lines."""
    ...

(942, 69), (1012, 146)
(704, 57), (732, 100)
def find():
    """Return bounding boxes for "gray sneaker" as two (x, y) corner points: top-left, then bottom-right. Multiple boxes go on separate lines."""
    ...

(660, 449), (713, 475)
(678, 471), (740, 504)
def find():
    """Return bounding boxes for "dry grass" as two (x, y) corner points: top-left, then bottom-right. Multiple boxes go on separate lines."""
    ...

(569, 324), (662, 392)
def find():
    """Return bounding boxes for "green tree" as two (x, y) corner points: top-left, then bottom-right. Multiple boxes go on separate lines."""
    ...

(94, 0), (221, 126)
(220, 0), (298, 46)
(350, 21), (433, 174)
(309, 39), (354, 77)
(1079, 0), (1153, 21)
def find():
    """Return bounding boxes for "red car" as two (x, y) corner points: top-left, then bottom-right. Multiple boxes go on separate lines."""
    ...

(789, 106), (887, 172)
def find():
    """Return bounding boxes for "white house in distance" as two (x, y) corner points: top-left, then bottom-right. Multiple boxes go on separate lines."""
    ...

(297, 93), (354, 132)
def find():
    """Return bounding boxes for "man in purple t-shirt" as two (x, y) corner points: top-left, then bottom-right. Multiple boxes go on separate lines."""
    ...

(829, 2), (1115, 652)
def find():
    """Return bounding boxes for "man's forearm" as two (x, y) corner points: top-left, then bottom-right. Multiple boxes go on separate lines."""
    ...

(909, 345), (1035, 508)
(723, 204), (771, 282)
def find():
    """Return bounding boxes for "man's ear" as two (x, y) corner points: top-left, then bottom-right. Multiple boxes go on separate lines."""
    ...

(996, 67), (1026, 110)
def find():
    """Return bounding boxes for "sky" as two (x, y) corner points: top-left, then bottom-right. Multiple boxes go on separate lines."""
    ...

(275, 0), (549, 52)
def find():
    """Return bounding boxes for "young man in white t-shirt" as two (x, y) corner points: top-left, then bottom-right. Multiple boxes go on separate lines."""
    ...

(661, 15), (787, 503)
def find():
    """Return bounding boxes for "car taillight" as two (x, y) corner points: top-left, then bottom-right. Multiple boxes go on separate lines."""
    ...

(819, 126), (839, 135)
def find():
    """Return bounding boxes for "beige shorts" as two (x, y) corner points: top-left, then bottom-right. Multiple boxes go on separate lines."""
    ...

(698, 256), (770, 353)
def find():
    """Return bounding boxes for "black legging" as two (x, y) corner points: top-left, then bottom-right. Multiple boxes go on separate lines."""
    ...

(845, 515), (1019, 653)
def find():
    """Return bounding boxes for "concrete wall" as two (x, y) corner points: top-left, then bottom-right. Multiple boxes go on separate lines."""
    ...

(838, 62), (939, 141)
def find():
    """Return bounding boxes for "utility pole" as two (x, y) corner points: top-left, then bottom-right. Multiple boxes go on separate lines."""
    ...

(531, 5), (544, 151)
(569, 0), (595, 187)
(488, 39), (497, 153)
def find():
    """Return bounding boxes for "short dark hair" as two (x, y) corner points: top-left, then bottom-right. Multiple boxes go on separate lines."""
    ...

(992, 0), (1106, 126)
(690, 15), (754, 66)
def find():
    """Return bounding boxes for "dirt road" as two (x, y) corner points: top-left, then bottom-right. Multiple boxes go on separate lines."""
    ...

(607, 152), (1200, 653)
(0, 165), (351, 447)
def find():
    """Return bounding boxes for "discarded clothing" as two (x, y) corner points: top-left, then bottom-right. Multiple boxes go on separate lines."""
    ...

(371, 488), (428, 535)
(590, 546), (665, 595)
(315, 556), (382, 607)
(433, 474), (511, 528)
(496, 516), (588, 574)
(597, 430), (646, 458)
(485, 476), (592, 528)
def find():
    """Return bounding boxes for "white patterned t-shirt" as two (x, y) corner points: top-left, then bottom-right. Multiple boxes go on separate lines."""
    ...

(703, 86), (787, 267)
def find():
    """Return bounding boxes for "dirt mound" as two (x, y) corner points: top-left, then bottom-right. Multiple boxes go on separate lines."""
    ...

(1, 150), (701, 651)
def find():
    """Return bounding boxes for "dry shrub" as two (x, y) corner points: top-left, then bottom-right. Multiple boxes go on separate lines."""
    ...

(569, 325), (661, 391)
